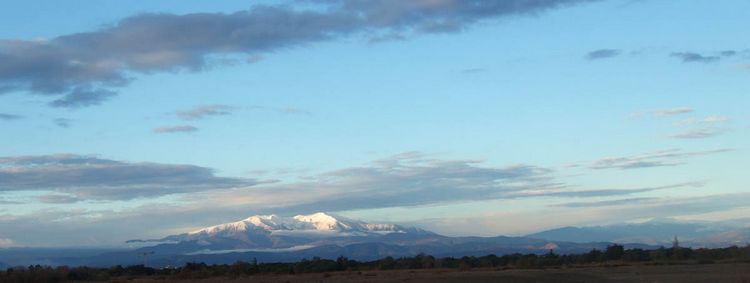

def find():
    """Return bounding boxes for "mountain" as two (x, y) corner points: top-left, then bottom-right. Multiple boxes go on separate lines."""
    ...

(12, 213), (712, 267)
(527, 219), (750, 247)
(128, 212), (433, 253)
(92, 212), (617, 267)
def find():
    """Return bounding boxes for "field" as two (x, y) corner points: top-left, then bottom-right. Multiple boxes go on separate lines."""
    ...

(130, 263), (750, 283)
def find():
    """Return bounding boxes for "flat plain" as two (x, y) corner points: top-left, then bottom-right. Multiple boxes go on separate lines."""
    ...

(130, 263), (750, 283)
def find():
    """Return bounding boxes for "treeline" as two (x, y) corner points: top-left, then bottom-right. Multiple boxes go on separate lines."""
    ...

(1, 245), (749, 282)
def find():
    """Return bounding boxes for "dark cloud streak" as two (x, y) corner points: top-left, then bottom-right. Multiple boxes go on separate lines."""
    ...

(153, 125), (198, 133)
(588, 148), (730, 170)
(0, 113), (22, 120)
(585, 49), (621, 60)
(0, 0), (599, 108)
(0, 154), (259, 200)
(671, 52), (720, 63)
(176, 105), (233, 120)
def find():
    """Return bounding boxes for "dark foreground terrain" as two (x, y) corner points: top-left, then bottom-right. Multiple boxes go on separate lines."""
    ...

(125, 263), (750, 283)
(4, 245), (749, 282)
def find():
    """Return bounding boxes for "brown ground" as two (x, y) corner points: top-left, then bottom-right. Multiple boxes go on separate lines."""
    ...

(130, 263), (750, 283)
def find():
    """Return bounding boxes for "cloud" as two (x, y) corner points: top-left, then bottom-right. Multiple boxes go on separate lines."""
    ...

(654, 107), (693, 116)
(246, 54), (266, 64)
(589, 148), (731, 170)
(54, 118), (72, 128)
(679, 115), (729, 125)
(185, 152), (705, 215)
(0, 113), (22, 121)
(48, 87), (117, 108)
(176, 104), (233, 120)
(418, 192), (750, 236)
(460, 68), (487, 74)
(0, 238), (14, 248)
(0, 0), (598, 107)
(189, 153), (557, 214)
(671, 52), (720, 63)
(0, 154), (260, 200)
(556, 197), (656, 208)
(585, 49), (621, 60)
(0, 152), (729, 246)
(522, 182), (704, 198)
(153, 125), (198, 133)
(367, 33), (408, 44)
(670, 128), (726, 139)
(0, 198), (23, 205)
(36, 194), (82, 204)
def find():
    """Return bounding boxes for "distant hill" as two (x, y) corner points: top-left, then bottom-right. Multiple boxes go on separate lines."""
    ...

(526, 219), (750, 247)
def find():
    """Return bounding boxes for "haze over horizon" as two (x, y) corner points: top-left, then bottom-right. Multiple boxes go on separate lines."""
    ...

(0, 0), (748, 248)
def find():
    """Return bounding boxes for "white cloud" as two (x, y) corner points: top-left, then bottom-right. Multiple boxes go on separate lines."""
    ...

(587, 148), (731, 170)
(670, 128), (726, 139)
(678, 115), (729, 125)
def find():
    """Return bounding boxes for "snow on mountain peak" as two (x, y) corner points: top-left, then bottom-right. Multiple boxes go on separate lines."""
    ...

(186, 212), (407, 237)
(293, 212), (348, 231)
(189, 219), (250, 235)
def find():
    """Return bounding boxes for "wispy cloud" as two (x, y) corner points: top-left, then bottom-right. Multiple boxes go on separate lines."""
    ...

(367, 33), (408, 44)
(460, 68), (487, 74)
(0, 198), (23, 205)
(0, 152), (732, 246)
(153, 125), (198, 133)
(0, 113), (22, 121)
(0, 154), (260, 200)
(670, 128), (726, 139)
(182, 153), (709, 215)
(246, 54), (265, 64)
(585, 49), (621, 60)
(556, 197), (656, 208)
(588, 148), (731, 170)
(678, 115), (729, 125)
(176, 105), (233, 120)
(54, 118), (72, 128)
(519, 182), (704, 199)
(671, 52), (720, 63)
(418, 192), (750, 236)
(36, 194), (82, 204)
(654, 107), (693, 116)
(48, 88), (117, 108)
(0, 0), (599, 108)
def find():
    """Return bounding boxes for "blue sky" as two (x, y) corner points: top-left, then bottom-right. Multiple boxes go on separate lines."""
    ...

(0, 0), (748, 247)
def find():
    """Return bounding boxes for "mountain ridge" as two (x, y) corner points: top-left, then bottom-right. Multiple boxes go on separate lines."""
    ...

(526, 219), (750, 247)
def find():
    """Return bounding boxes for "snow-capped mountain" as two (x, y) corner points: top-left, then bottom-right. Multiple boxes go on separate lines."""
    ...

(39, 213), (658, 267)
(187, 212), (411, 237)
(130, 212), (432, 253)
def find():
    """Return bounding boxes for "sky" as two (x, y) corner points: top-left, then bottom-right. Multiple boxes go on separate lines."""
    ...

(0, 0), (748, 247)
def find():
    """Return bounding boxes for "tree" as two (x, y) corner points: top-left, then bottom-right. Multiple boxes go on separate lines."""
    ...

(605, 244), (625, 260)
